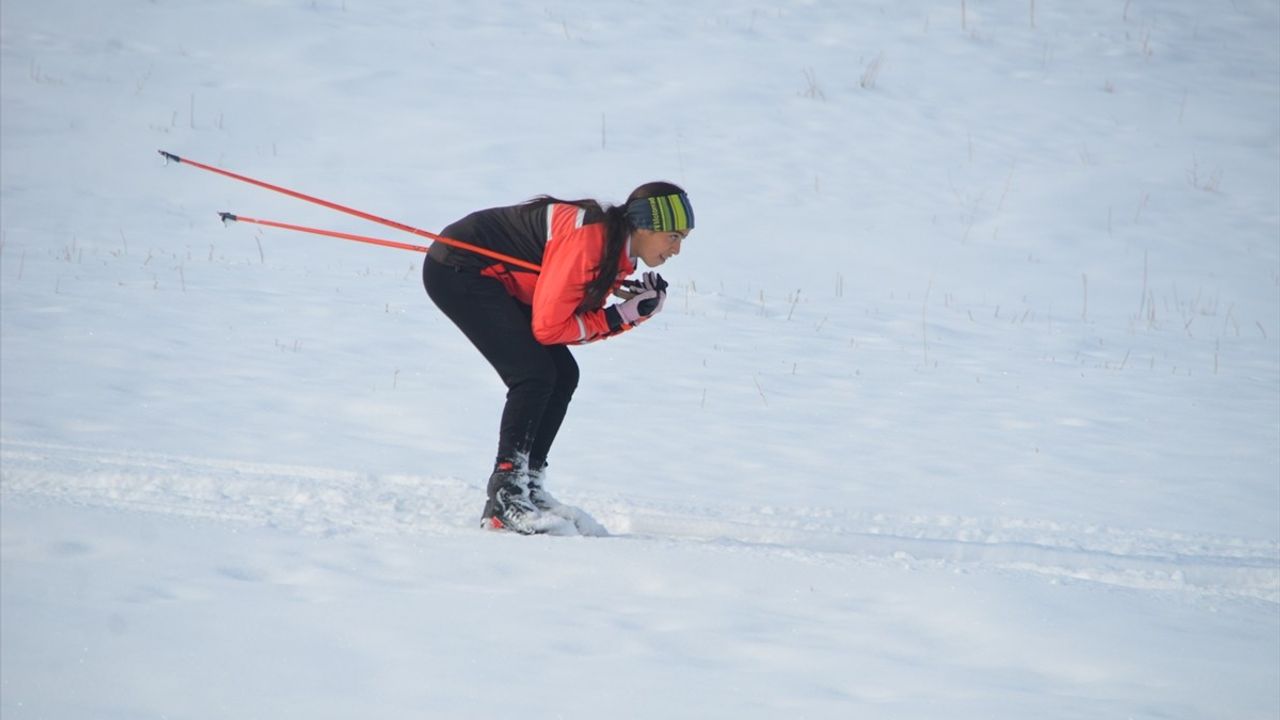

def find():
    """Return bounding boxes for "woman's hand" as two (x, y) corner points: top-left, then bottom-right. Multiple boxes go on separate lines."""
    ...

(616, 272), (667, 299)
(608, 272), (668, 328)
(634, 272), (667, 316)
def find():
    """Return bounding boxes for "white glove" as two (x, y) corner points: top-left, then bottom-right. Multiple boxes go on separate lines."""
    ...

(617, 272), (667, 319)
(615, 288), (662, 325)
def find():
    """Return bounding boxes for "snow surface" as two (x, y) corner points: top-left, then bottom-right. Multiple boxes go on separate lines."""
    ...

(2, 0), (1278, 717)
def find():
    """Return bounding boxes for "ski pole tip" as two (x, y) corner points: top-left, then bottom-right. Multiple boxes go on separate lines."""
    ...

(158, 150), (181, 164)
(218, 212), (238, 225)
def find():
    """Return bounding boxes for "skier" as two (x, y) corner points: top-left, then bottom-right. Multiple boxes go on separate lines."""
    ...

(423, 182), (694, 534)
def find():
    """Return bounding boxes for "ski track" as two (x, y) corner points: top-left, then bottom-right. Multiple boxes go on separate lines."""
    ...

(2, 438), (1276, 604)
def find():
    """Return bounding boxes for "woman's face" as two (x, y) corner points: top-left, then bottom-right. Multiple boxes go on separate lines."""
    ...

(631, 228), (688, 268)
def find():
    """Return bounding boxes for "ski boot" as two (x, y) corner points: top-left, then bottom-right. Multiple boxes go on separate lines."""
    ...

(525, 462), (609, 536)
(526, 462), (562, 512)
(480, 460), (543, 534)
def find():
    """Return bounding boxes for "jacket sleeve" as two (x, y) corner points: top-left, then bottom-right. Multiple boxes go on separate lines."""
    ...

(530, 209), (629, 345)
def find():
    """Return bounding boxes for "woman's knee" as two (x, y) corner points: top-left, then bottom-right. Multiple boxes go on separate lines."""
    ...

(553, 350), (579, 396)
(506, 352), (558, 396)
(508, 352), (576, 405)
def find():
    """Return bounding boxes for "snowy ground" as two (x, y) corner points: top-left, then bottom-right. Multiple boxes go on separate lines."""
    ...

(2, 0), (1278, 718)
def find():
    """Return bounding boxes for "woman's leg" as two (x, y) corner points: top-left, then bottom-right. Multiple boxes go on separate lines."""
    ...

(528, 345), (578, 470)
(423, 258), (560, 463)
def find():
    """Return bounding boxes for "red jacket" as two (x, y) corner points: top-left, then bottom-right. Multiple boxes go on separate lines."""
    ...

(429, 201), (637, 345)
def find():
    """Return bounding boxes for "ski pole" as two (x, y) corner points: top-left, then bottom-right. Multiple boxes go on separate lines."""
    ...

(218, 212), (543, 272)
(160, 150), (542, 272)
(219, 213), (431, 254)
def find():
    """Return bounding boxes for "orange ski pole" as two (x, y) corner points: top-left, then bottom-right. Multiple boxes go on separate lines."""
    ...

(218, 213), (431, 254)
(218, 212), (542, 272)
(161, 150), (542, 272)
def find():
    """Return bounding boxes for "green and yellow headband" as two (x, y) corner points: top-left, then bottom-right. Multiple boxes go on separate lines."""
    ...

(625, 193), (695, 232)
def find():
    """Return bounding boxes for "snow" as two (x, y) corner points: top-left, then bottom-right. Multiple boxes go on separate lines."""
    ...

(2, 0), (1278, 718)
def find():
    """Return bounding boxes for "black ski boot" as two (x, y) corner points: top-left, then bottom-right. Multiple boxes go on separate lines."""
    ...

(480, 460), (543, 534)
(526, 462), (562, 512)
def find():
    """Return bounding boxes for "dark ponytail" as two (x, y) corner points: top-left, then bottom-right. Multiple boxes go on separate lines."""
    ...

(526, 181), (687, 312)
(577, 203), (632, 312)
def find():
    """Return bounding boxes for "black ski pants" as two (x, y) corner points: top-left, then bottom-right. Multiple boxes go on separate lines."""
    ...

(423, 257), (579, 469)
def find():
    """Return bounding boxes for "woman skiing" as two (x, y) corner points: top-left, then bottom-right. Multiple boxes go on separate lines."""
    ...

(423, 182), (694, 534)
